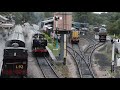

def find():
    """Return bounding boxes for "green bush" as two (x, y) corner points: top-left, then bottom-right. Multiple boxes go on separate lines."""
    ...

(53, 40), (56, 47)
(118, 35), (120, 38)
(48, 37), (52, 43)
(43, 33), (52, 43)
(107, 19), (120, 36)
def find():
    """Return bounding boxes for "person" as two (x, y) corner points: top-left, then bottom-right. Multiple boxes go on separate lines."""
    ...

(118, 39), (119, 42)
(111, 38), (114, 44)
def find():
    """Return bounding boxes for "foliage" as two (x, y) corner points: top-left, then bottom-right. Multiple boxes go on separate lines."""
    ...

(107, 12), (120, 35)
(44, 12), (53, 18)
(1, 12), (120, 37)
(73, 12), (120, 37)
(73, 12), (109, 25)
(0, 12), (52, 24)
(43, 33), (52, 43)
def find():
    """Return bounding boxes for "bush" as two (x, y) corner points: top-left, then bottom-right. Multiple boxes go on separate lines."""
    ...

(43, 33), (52, 43)
(53, 40), (56, 47)
(107, 19), (120, 36)
(48, 37), (52, 43)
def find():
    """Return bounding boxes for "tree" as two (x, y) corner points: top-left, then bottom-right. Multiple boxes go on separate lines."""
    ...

(0, 12), (54, 24)
(73, 12), (105, 25)
(44, 12), (53, 18)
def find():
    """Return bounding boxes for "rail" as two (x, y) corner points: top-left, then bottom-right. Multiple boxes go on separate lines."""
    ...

(36, 56), (59, 78)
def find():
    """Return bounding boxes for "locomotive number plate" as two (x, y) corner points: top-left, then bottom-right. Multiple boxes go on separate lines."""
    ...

(16, 65), (24, 69)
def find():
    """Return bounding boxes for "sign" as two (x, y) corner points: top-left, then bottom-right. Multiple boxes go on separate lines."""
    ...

(16, 65), (24, 69)
(117, 58), (120, 66)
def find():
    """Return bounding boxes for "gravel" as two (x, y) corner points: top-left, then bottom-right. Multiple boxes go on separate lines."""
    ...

(66, 54), (78, 78)
(94, 53), (111, 69)
(92, 42), (112, 78)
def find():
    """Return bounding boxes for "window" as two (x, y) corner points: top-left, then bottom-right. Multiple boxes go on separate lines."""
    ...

(99, 28), (106, 32)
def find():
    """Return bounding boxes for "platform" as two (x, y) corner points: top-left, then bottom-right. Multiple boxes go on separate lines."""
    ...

(46, 46), (57, 61)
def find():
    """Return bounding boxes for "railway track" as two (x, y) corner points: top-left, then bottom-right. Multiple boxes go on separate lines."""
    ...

(67, 31), (106, 78)
(67, 49), (82, 78)
(82, 31), (96, 44)
(82, 31), (106, 66)
(83, 42), (105, 77)
(67, 45), (95, 78)
(88, 42), (105, 67)
(83, 32), (106, 77)
(36, 56), (59, 78)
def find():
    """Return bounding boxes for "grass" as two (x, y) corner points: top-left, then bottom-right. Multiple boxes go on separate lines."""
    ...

(108, 69), (114, 77)
(43, 33), (60, 57)
(43, 33), (52, 43)
(48, 43), (60, 57)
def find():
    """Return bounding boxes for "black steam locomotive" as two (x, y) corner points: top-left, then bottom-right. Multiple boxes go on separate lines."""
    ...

(1, 25), (28, 78)
(32, 31), (48, 56)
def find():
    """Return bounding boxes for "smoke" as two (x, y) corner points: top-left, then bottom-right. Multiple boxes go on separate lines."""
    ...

(33, 12), (44, 24)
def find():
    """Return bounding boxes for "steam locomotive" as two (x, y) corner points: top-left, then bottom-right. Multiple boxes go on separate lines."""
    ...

(32, 31), (48, 56)
(1, 25), (28, 78)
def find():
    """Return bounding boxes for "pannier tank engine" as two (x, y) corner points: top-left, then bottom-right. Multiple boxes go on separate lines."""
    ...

(1, 25), (28, 78)
(32, 32), (48, 56)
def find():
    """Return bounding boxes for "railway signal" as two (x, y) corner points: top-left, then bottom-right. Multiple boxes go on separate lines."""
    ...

(54, 16), (59, 49)
(111, 37), (120, 77)
(111, 39), (115, 73)
(111, 35), (117, 75)
(54, 16), (62, 49)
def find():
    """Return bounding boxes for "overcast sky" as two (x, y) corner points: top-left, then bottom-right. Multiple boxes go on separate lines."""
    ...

(93, 12), (107, 14)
